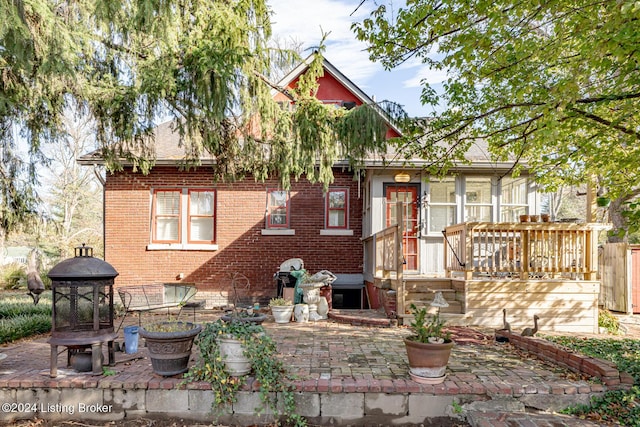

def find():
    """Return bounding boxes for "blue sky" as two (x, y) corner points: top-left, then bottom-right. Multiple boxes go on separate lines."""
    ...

(268, 0), (446, 118)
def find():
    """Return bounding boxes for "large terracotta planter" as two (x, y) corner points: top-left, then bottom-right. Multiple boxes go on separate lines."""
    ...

(140, 322), (201, 376)
(403, 337), (454, 384)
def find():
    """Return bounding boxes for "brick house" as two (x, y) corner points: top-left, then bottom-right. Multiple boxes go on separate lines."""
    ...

(79, 56), (403, 308)
(82, 56), (582, 325)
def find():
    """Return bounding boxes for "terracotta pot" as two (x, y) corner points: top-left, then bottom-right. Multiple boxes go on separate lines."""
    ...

(403, 337), (454, 383)
(519, 215), (530, 223)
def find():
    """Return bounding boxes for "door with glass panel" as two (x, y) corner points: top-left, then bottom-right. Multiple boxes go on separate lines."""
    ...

(386, 185), (419, 271)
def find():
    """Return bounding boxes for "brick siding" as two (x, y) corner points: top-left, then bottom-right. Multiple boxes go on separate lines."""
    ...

(105, 167), (363, 304)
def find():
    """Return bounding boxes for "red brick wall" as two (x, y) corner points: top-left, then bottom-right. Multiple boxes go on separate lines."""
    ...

(105, 167), (363, 302)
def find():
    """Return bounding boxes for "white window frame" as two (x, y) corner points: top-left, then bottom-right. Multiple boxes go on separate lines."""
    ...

(463, 176), (495, 222)
(499, 176), (529, 222)
(426, 178), (458, 236)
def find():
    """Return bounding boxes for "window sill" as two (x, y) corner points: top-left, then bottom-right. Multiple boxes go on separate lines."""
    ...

(320, 229), (354, 236)
(147, 243), (219, 251)
(261, 229), (296, 236)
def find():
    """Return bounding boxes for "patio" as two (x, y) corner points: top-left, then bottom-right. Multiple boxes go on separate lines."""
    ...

(0, 309), (630, 426)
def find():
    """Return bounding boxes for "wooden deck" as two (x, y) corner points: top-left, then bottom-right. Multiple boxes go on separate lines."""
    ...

(364, 218), (607, 333)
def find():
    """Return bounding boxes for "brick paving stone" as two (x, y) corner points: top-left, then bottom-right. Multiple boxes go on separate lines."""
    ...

(0, 310), (632, 426)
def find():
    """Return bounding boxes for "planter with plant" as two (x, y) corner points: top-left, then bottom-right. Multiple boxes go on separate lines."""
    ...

(139, 319), (202, 376)
(403, 292), (454, 384)
(220, 272), (267, 324)
(184, 318), (306, 426)
(269, 297), (294, 324)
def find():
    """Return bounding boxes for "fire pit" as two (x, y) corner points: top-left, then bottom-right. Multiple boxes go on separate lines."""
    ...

(47, 244), (118, 377)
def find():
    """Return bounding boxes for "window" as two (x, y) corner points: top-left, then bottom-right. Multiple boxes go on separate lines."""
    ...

(428, 178), (457, 233)
(500, 176), (528, 222)
(153, 190), (181, 243)
(188, 190), (215, 242)
(325, 188), (348, 229)
(150, 188), (216, 249)
(464, 177), (493, 222)
(266, 190), (290, 228)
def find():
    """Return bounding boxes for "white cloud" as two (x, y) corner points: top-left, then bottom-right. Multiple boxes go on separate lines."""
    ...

(268, 0), (378, 83)
(268, 0), (432, 115)
(403, 66), (448, 87)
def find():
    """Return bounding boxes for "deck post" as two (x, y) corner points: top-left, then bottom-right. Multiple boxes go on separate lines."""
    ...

(396, 207), (405, 319)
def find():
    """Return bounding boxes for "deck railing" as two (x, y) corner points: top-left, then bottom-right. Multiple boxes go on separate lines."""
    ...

(363, 224), (401, 282)
(444, 222), (604, 280)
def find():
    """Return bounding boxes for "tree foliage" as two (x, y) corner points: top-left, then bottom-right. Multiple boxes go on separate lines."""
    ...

(353, 0), (640, 236)
(0, 0), (398, 238)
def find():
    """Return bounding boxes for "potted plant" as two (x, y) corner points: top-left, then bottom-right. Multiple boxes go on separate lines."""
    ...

(139, 319), (202, 376)
(184, 319), (305, 426)
(269, 297), (294, 324)
(403, 292), (454, 385)
(220, 272), (267, 324)
(596, 196), (611, 207)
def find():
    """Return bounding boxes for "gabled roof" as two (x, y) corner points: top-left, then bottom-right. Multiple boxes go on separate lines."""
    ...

(78, 54), (403, 166)
(274, 54), (403, 138)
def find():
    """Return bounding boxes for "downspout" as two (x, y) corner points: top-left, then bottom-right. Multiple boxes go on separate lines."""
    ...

(93, 165), (106, 259)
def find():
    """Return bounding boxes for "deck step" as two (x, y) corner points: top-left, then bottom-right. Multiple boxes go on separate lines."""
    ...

(404, 278), (454, 292)
(406, 288), (456, 298)
(402, 300), (463, 315)
(398, 311), (474, 327)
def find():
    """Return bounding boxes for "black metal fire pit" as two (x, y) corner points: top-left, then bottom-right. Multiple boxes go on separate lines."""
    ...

(47, 244), (118, 377)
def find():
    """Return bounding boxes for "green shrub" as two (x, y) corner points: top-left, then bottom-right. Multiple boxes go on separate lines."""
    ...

(599, 308), (621, 334)
(0, 313), (51, 344)
(0, 264), (26, 290)
(546, 334), (640, 425)
(0, 301), (52, 318)
(561, 386), (640, 426)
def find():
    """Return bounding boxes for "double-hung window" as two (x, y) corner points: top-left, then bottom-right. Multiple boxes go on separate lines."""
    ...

(464, 177), (493, 222)
(153, 189), (181, 243)
(266, 189), (290, 229)
(188, 190), (215, 243)
(500, 177), (528, 222)
(325, 188), (348, 229)
(428, 178), (457, 234)
(150, 188), (216, 249)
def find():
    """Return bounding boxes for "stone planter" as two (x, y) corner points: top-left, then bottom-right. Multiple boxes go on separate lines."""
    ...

(139, 322), (201, 376)
(221, 313), (267, 325)
(270, 305), (294, 324)
(218, 336), (251, 376)
(403, 337), (454, 384)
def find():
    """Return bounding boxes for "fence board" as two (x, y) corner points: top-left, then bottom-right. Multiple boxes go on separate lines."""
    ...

(601, 243), (630, 313)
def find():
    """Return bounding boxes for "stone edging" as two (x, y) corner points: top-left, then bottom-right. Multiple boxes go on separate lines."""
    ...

(495, 330), (635, 388)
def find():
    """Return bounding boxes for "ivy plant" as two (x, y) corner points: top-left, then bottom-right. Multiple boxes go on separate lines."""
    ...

(183, 319), (306, 427)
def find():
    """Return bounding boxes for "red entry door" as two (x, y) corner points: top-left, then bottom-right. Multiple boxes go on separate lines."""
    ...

(386, 185), (419, 271)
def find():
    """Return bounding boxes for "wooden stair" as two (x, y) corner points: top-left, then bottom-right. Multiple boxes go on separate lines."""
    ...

(398, 277), (463, 324)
